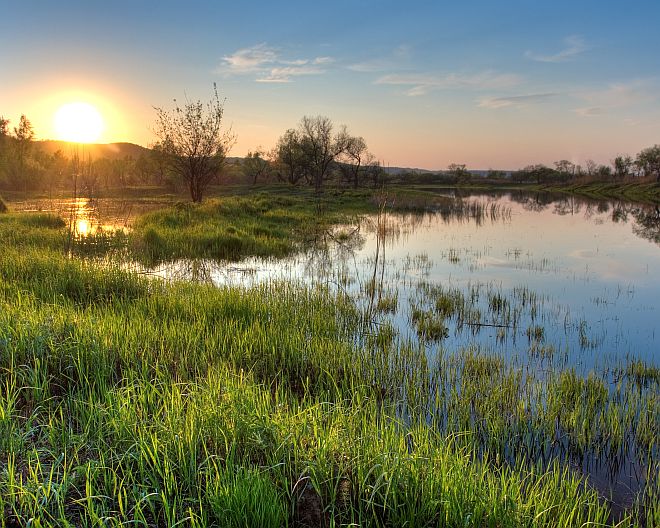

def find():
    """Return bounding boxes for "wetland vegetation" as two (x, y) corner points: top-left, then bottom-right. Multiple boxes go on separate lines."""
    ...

(0, 186), (658, 527)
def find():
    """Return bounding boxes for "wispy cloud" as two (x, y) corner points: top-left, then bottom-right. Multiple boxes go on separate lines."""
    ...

(217, 43), (333, 82)
(573, 79), (659, 116)
(573, 106), (603, 117)
(313, 56), (335, 65)
(525, 36), (587, 63)
(257, 65), (325, 83)
(348, 44), (412, 73)
(375, 71), (522, 96)
(579, 80), (658, 107)
(478, 93), (559, 109)
(221, 43), (277, 72)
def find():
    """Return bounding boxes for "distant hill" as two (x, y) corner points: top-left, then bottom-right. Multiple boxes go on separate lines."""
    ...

(383, 166), (435, 175)
(35, 141), (513, 176)
(37, 140), (151, 160)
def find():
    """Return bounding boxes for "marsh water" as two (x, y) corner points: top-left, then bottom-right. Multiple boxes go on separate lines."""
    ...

(14, 190), (660, 515)
(144, 193), (659, 370)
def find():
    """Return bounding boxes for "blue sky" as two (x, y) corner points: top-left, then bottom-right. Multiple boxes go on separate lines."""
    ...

(1, 0), (659, 168)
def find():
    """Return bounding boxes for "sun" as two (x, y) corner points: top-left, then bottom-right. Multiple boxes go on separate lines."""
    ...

(54, 102), (105, 143)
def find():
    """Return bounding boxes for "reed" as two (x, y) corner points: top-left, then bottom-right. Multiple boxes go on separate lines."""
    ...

(0, 202), (656, 526)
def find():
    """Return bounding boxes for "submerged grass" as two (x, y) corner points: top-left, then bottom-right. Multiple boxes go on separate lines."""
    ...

(0, 199), (657, 526)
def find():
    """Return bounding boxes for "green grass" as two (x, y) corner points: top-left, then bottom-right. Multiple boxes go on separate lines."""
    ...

(0, 198), (657, 526)
(0, 262), (621, 526)
(129, 191), (378, 264)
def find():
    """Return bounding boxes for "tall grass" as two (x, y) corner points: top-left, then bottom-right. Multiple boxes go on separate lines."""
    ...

(0, 246), (654, 526)
(0, 204), (657, 526)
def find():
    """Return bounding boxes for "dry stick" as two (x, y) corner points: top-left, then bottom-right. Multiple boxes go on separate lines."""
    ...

(465, 322), (512, 328)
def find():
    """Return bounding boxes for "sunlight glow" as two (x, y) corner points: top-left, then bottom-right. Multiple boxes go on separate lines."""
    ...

(54, 102), (105, 143)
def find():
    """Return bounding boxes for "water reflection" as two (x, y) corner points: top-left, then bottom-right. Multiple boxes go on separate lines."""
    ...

(12, 196), (167, 235)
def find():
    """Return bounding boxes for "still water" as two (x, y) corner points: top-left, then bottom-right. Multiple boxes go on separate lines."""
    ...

(145, 193), (660, 372)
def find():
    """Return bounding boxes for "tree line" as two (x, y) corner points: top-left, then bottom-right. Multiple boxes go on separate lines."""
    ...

(0, 114), (179, 194)
(151, 88), (385, 202)
(512, 150), (660, 184)
(2, 85), (659, 203)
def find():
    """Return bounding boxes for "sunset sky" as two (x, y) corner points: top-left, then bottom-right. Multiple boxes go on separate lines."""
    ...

(2, 0), (659, 169)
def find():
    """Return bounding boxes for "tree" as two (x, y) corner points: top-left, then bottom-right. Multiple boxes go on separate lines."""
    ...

(298, 115), (348, 192)
(338, 134), (369, 188)
(519, 164), (556, 184)
(636, 145), (660, 182)
(153, 85), (235, 202)
(13, 115), (35, 191)
(243, 149), (270, 185)
(273, 129), (305, 185)
(554, 160), (575, 181)
(613, 155), (634, 181)
(447, 163), (470, 182)
(486, 169), (506, 179)
(0, 117), (9, 186)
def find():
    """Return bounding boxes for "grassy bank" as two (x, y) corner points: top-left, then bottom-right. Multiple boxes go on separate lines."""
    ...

(530, 181), (660, 203)
(0, 207), (657, 526)
(129, 190), (380, 264)
(402, 180), (660, 204)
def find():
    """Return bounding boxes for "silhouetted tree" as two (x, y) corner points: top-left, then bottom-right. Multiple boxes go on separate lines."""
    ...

(273, 129), (305, 185)
(447, 163), (471, 182)
(243, 149), (270, 185)
(153, 85), (235, 202)
(554, 160), (575, 182)
(13, 115), (35, 191)
(0, 116), (9, 186)
(298, 115), (349, 192)
(338, 134), (368, 188)
(613, 155), (634, 180)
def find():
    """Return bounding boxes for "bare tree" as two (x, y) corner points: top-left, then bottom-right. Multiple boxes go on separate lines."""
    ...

(153, 85), (235, 202)
(243, 148), (270, 185)
(298, 115), (347, 192)
(338, 134), (368, 188)
(584, 159), (598, 178)
(273, 129), (305, 185)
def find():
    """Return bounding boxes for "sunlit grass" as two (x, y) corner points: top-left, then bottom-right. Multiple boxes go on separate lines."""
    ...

(0, 199), (657, 526)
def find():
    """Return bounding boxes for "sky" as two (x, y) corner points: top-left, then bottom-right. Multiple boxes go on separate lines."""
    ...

(1, 0), (659, 170)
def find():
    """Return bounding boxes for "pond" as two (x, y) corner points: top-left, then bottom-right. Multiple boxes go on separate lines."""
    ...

(142, 192), (659, 370)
